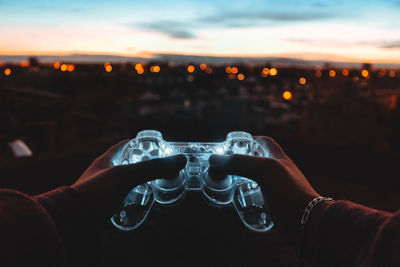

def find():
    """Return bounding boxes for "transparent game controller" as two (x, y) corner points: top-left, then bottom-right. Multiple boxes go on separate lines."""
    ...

(111, 130), (274, 232)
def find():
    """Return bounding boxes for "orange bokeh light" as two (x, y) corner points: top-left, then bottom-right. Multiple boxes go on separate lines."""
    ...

(342, 69), (349, 76)
(329, 69), (336, 77)
(187, 65), (195, 73)
(269, 68), (278, 76)
(225, 66), (231, 74)
(137, 68), (144, 74)
(151, 65), (160, 73)
(200, 63), (207, 70)
(262, 67), (270, 75)
(282, 91), (292, 100)
(135, 63), (143, 71)
(105, 65), (112, 72)
(4, 68), (11, 76)
(60, 64), (68, 72)
(205, 67), (212, 74)
(231, 67), (238, 74)
(389, 70), (396, 77)
(315, 70), (322, 77)
(67, 64), (75, 72)
(54, 62), (61, 69)
(378, 69), (387, 77)
(299, 77), (306, 85)
(104, 62), (111, 68)
(361, 69), (369, 78)
(19, 61), (30, 67)
(237, 73), (245, 80)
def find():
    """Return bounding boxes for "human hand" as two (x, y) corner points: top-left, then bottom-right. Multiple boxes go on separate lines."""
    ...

(209, 137), (328, 245)
(72, 140), (187, 221)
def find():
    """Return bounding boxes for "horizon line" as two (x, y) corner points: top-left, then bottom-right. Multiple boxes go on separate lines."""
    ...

(1, 51), (400, 66)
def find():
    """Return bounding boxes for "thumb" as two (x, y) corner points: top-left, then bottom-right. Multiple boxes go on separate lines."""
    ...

(107, 154), (187, 187)
(209, 154), (279, 187)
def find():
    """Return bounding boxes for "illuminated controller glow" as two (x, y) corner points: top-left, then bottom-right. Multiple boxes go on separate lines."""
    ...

(111, 130), (274, 232)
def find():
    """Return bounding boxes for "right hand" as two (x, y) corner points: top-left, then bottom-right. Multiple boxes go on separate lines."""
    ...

(209, 136), (326, 245)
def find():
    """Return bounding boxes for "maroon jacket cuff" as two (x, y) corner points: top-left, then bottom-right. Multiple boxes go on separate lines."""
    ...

(0, 189), (66, 267)
(34, 186), (101, 266)
(312, 200), (392, 266)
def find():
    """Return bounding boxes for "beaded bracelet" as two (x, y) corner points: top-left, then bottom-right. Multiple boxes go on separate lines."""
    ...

(296, 197), (334, 266)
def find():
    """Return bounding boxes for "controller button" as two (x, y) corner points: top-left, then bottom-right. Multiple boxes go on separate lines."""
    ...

(140, 141), (158, 151)
(132, 149), (142, 155)
(149, 149), (160, 157)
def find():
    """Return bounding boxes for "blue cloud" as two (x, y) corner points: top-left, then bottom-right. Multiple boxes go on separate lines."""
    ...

(138, 21), (196, 39)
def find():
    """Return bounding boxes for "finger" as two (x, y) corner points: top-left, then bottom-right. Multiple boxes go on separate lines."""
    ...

(253, 136), (288, 159)
(108, 154), (187, 187)
(209, 154), (280, 187)
(105, 139), (131, 155)
(99, 139), (131, 166)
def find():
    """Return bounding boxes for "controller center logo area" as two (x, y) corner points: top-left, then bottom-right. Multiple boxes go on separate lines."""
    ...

(111, 130), (274, 232)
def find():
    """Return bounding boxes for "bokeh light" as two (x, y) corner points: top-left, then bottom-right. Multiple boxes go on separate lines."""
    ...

(187, 65), (195, 73)
(228, 73), (235, 79)
(4, 68), (11, 76)
(105, 65), (112, 72)
(150, 65), (160, 73)
(329, 69), (336, 77)
(200, 64), (207, 70)
(67, 64), (75, 72)
(269, 68), (278, 76)
(61, 64), (68, 72)
(378, 69), (387, 77)
(19, 61), (30, 67)
(237, 73), (245, 80)
(342, 69), (349, 76)
(135, 63), (143, 71)
(53, 62), (61, 69)
(231, 67), (238, 74)
(282, 91), (292, 100)
(299, 77), (307, 85)
(361, 69), (369, 78)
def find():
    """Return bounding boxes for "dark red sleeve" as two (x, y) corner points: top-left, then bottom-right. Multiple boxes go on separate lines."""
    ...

(34, 186), (101, 267)
(0, 186), (101, 267)
(0, 189), (66, 267)
(311, 200), (400, 267)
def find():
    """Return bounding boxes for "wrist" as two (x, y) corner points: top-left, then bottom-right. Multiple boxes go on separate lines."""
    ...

(297, 197), (335, 263)
(304, 201), (332, 246)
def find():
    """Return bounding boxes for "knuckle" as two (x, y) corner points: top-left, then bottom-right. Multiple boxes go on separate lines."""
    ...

(229, 154), (242, 165)
(265, 158), (282, 171)
(263, 136), (278, 145)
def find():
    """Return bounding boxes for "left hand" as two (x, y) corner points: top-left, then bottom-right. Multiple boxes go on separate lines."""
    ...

(72, 140), (187, 220)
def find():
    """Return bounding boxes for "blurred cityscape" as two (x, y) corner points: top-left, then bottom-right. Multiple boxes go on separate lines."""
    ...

(1, 57), (399, 160)
(2, 56), (400, 267)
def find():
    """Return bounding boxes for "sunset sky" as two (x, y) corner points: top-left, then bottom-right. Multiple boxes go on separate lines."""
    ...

(1, 0), (400, 63)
